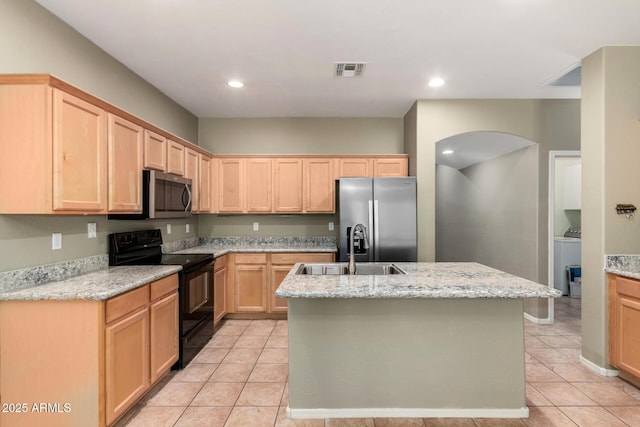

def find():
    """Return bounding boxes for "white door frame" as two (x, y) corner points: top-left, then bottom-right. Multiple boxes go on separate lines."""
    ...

(547, 150), (581, 323)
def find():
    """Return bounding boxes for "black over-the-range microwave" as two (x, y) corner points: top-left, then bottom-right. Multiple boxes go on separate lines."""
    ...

(108, 170), (193, 220)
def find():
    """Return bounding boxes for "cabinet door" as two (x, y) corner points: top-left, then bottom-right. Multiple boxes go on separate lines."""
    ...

(338, 158), (372, 178)
(198, 154), (213, 212)
(218, 158), (245, 213)
(214, 265), (227, 325)
(143, 129), (167, 171)
(150, 292), (179, 383)
(185, 148), (199, 211)
(373, 158), (408, 177)
(108, 114), (143, 212)
(270, 265), (292, 312)
(52, 89), (107, 212)
(105, 308), (149, 425)
(610, 276), (640, 378)
(247, 158), (272, 212)
(167, 140), (185, 176)
(235, 265), (267, 312)
(304, 158), (335, 212)
(274, 158), (303, 212)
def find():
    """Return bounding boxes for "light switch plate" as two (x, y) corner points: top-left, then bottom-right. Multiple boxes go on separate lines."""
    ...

(52, 233), (62, 250)
(253, 222), (259, 231)
(87, 222), (97, 238)
(166, 224), (172, 235)
(186, 224), (190, 233)
(329, 222), (334, 231)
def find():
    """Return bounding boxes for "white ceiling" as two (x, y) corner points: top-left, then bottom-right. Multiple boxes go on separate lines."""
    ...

(35, 0), (640, 118)
(436, 132), (536, 170)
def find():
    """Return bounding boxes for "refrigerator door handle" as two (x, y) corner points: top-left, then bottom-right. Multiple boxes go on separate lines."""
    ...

(368, 199), (375, 261)
(374, 199), (380, 261)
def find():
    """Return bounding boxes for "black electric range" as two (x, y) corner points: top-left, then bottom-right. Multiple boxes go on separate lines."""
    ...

(108, 229), (215, 369)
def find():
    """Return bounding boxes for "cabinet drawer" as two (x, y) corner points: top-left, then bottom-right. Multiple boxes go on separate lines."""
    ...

(106, 285), (149, 324)
(150, 274), (179, 301)
(214, 255), (227, 271)
(235, 253), (267, 264)
(271, 253), (335, 265)
(616, 276), (640, 300)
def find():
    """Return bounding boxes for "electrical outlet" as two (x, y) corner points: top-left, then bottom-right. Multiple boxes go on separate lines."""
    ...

(87, 222), (97, 238)
(166, 224), (172, 235)
(52, 233), (62, 250)
(253, 222), (259, 231)
(186, 224), (190, 233)
(329, 222), (334, 231)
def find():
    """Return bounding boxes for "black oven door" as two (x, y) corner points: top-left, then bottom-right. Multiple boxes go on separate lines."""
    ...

(178, 261), (214, 368)
(182, 262), (214, 337)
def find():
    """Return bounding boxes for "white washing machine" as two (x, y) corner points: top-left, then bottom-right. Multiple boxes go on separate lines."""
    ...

(554, 236), (581, 295)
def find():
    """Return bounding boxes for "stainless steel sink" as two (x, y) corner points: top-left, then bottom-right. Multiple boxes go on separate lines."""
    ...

(295, 263), (406, 275)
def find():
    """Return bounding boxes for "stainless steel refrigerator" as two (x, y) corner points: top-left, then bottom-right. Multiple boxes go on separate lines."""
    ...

(337, 177), (417, 262)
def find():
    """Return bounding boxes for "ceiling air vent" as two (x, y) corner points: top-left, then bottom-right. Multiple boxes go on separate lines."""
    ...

(335, 62), (366, 77)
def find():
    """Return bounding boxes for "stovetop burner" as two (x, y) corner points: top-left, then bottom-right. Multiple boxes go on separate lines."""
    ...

(108, 229), (212, 269)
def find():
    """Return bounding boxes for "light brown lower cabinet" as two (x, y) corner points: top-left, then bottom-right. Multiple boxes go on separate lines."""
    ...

(609, 274), (640, 382)
(0, 274), (179, 427)
(214, 255), (228, 326)
(226, 252), (335, 315)
(233, 253), (268, 312)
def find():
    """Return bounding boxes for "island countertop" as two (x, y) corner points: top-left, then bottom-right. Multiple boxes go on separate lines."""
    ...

(275, 262), (560, 299)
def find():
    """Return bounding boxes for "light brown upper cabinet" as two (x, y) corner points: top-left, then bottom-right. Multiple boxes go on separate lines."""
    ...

(304, 158), (335, 212)
(166, 140), (185, 176)
(52, 89), (108, 212)
(197, 154), (213, 213)
(217, 158), (273, 213)
(212, 155), (407, 215)
(373, 158), (408, 177)
(338, 158), (373, 178)
(247, 158), (273, 213)
(274, 158), (304, 212)
(0, 83), (108, 214)
(108, 114), (144, 213)
(0, 75), (208, 216)
(143, 129), (167, 171)
(184, 148), (199, 211)
(218, 158), (245, 213)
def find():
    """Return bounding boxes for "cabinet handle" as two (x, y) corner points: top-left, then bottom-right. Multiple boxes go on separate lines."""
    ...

(183, 184), (192, 211)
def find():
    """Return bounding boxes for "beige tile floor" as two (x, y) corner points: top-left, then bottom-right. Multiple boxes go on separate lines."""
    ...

(117, 297), (640, 427)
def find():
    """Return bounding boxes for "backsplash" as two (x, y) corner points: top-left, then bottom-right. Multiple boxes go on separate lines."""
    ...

(199, 236), (336, 247)
(0, 254), (108, 292)
(0, 235), (337, 292)
(161, 237), (200, 253)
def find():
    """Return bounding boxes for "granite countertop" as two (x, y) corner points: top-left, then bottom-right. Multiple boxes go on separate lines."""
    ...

(0, 266), (182, 301)
(605, 255), (640, 280)
(276, 262), (560, 299)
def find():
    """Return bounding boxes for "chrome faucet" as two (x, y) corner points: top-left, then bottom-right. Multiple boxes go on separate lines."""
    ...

(348, 223), (369, 275)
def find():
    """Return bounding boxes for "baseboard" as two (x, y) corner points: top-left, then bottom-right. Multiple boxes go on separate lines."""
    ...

(524, 312), (553, 324)
(286, 406), (529, 419)
(580, 355), (619, 377)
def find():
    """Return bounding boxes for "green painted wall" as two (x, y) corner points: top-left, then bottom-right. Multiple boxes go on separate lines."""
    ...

(0, 0), (199, 271)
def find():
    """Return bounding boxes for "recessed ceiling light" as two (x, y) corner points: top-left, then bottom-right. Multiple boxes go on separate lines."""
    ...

(227, 80), (244, 88)
(428, 78), (445, 88)
(442, 149), (454, 155)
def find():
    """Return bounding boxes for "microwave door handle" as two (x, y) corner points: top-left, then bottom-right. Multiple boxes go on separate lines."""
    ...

(182, 184), (192, 211)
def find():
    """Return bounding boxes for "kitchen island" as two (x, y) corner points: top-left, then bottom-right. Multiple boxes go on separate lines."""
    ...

(275, 262), (560, 419)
